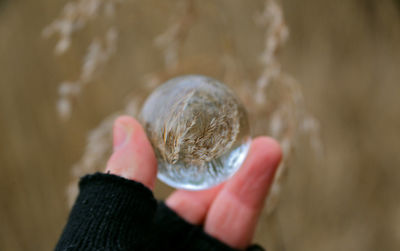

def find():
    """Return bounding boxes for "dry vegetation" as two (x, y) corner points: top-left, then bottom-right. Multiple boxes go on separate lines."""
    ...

(0, 0), (399, 250)
(140, 76), (243, 166)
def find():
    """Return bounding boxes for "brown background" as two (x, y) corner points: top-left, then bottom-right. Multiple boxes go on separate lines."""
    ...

(1, 0), (399, 250)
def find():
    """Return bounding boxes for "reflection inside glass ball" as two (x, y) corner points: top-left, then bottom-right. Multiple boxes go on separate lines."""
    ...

(140, 75), (251, 190)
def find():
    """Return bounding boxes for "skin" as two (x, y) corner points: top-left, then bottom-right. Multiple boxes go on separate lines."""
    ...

(106, 116), (282, 250)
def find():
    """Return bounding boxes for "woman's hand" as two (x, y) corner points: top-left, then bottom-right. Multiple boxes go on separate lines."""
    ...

(106, 116), (282, 250)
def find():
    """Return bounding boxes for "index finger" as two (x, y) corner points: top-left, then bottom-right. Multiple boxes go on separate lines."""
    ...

(204, 137), (282, 249)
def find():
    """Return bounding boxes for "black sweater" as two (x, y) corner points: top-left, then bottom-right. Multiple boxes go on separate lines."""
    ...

(55, 173), (265, 251)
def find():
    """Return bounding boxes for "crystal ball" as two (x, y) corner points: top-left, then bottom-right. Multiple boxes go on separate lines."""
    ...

(140, 75), (251, 190)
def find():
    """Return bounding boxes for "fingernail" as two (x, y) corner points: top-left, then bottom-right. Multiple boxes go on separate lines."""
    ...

(114, 121), (132, 150)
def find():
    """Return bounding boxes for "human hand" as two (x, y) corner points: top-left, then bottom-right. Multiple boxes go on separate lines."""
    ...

(106, 116), (282, 250)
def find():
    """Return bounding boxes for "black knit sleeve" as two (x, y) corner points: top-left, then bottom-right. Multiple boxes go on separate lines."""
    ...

(55, 173), (265, 251)
(55, 173), (157, 251)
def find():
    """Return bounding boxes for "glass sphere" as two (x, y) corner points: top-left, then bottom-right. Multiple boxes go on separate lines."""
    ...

(140, 75), (251, 190)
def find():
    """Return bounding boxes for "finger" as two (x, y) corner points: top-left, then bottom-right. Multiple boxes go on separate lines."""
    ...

(106, 116), (157, 190)
(204, 137), (282, 249)
(165, 184), (223, 225)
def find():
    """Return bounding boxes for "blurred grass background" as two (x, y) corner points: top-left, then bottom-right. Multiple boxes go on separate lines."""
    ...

(0, 0), (399, 250)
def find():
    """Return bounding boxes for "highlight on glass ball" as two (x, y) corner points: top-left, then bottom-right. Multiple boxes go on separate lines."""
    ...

(140, 75), (251, 190)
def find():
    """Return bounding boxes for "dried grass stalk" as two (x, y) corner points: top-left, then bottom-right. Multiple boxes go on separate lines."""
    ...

(45, 0), (322, 210)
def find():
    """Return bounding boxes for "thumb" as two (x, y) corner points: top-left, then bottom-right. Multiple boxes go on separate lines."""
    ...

(105, 116), (157, 190)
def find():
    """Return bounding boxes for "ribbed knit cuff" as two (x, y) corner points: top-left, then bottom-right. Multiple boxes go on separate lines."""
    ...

(55, 173), (157, 251)
(151, 202), (265, 251)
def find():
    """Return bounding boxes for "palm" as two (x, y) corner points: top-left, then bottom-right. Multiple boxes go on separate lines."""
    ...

(106, 116), (282, 250)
